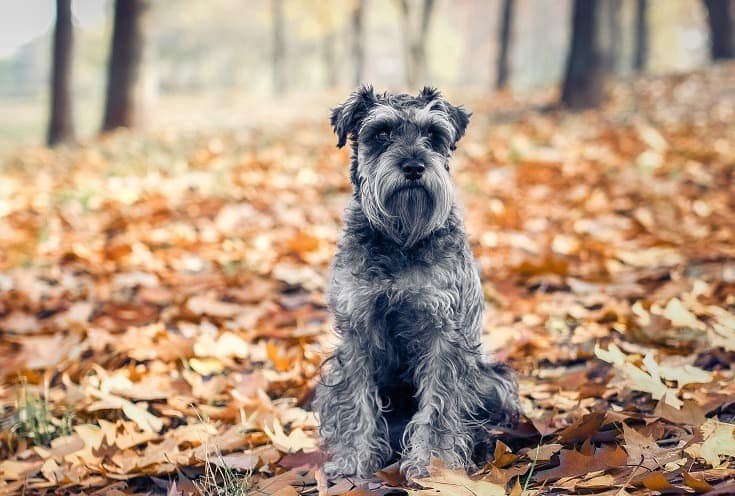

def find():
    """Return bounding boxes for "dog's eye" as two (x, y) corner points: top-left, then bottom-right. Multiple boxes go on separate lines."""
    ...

(425, 127), (444, 148)
(376, 129), (391, 141)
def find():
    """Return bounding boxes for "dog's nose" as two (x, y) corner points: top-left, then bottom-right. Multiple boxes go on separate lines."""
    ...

(402, 160), (425, 180)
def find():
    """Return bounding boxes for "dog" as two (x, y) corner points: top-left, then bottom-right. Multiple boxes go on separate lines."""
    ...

(314, 86), (521, 480)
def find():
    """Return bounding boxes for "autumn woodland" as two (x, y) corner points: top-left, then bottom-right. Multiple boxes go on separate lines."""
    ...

(1, 1), (735, 495)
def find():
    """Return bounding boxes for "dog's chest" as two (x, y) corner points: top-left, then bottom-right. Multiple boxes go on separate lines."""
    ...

(381, 260), (458, 353)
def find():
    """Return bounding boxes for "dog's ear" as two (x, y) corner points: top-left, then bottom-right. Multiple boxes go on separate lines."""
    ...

(447, 104), (471, 150)
(417, 87), (471, 150)
(331, 85), (377, 148)
(417, 86), (442, 102)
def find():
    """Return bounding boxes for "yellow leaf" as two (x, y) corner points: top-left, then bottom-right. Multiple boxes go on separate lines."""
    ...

(87, 388), (164, 433)
(189, 357), (227, 375)
(0, 460), (42, 480)
(595, 344), (711, 410)
(263, 418), (317, 453)
(686, 419), (735, 468)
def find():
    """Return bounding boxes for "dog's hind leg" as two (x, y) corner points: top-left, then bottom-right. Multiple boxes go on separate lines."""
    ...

(475, 359), (521, 428)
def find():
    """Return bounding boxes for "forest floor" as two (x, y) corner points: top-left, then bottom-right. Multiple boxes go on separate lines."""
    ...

(1, 64), (735, 495)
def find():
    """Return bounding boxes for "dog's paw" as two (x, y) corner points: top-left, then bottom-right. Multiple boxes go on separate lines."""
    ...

(324, 453), (385, 479)
(502, 394), (523, 428)
(400, 458), (430, 480)
(323, 460), (356, 478)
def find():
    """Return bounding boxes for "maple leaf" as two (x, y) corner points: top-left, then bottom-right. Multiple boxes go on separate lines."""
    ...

(622, 423), (683, 471)
(534, 445), (627, 482)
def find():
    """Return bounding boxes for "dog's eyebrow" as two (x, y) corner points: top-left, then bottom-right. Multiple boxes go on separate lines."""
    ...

(413, 105), (454, 137)
(360, 105), (401, 133)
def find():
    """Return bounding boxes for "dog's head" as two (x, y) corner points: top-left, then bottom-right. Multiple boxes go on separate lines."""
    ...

(331, 85), (471, 247)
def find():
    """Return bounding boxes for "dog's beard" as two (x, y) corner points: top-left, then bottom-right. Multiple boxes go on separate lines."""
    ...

(360, 159), (453, 247)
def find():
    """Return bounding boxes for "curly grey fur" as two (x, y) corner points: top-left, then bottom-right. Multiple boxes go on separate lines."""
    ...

(314, 86), (521, 480)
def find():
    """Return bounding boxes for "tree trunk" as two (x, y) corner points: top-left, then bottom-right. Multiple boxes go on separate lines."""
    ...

(703, 0), (734, 60)
(272, 0), (286, 94)
(416, 0), (435, 83)
(605, 0), (621, 73)
(398, 0), (416, 87)
(398, 0), (435, 87)
(101, 0), (150, 131)
(352, 0), (366, 86)
(633, 0), (648, 72)
(48, 0), (75, 146)
(561, 0), (605, 109)
(495, 0), (514, 89)
(323, 30), (337, 88)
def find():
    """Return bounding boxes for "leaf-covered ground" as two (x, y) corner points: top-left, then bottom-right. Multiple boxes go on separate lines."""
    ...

(1, 64), (735, 495)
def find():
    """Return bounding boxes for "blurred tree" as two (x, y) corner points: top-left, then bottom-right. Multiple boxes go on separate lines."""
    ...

(703, 0), (734, 60)
(397, 0), (435, 87)
(47, 0), (75, 146)
(323, 30), (337, 88)
(495, 0), (514, 90)
(313, 4), (338, 88)
(604, 0), (621, 73)
(561, 0), (605, 109)
(102, 0), (151, 131)
(272, 0), (287, 94)
(633, 0), (648, 72)
(352, 0), (366, 86)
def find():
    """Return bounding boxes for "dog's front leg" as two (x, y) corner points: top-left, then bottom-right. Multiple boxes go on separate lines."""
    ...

(316, 335), (391, 478)
(400, 330), (479, 479)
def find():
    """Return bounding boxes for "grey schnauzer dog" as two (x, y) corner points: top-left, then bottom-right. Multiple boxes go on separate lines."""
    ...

(315, 86), (521, 480)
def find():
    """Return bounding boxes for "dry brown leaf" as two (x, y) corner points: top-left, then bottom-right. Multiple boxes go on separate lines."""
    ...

(534, 445), (627, 482)
(263, 418), (317, 454)
(87, 388), (164, 433)
(414, 459), (505, 496)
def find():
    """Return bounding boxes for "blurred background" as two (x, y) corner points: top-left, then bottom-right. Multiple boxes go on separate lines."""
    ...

(0, 0), (732, 150)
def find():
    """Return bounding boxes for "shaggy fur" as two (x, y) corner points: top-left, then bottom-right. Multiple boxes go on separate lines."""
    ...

(315, 86), (521, 480)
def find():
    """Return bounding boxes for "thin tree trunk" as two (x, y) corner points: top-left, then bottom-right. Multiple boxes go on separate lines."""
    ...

(323, 30), (337, 88)
(272, 0), (286, 94)
(48, 0), (75, 146)
(398, 0), (416, 87)
(352, 0), (366, 86)
(398, 0), (435, 87)
(561, 0), (605, 109)
(416, 0), (435, 83)
(633, 0), (648, 72)
(101, 0), (150, 131)
(605, 0), (621, 73)
(703, 0), (734, 60)
(495, 0), (514, 89)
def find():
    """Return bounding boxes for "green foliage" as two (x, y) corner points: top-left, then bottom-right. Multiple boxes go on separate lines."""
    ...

(11, 379), (73, 447)
(195, 452), (254, 496)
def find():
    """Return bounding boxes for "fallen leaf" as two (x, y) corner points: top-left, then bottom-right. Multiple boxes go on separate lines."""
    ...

(642, 471), (676, 492)
(87, 388), (164, 433)
(263, 418), (317, 453)
(622, 423), (682, 471)
(0, 460), (43, 480)
(534, 445), (627, 482)
(686, 419), (735, 468)
(419, 459), (505, 496)
(682, 471), (715, 494)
